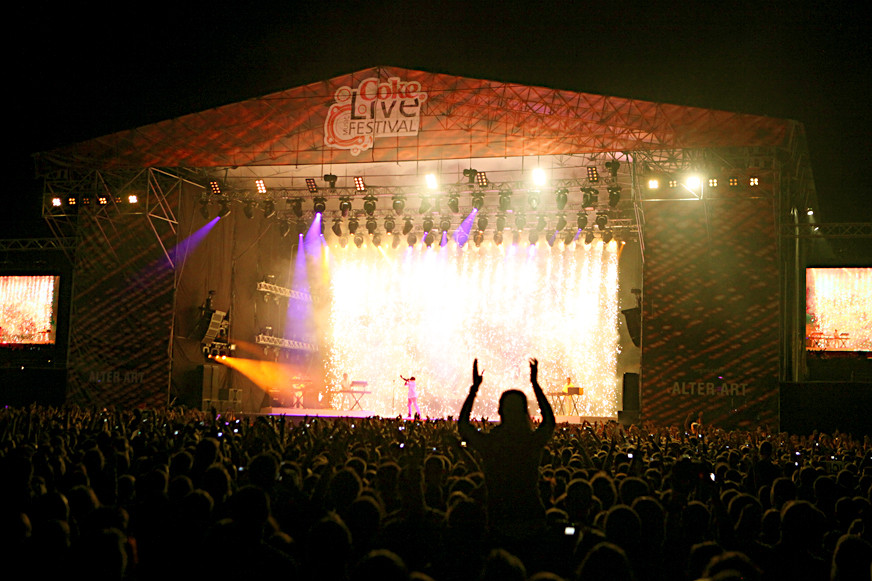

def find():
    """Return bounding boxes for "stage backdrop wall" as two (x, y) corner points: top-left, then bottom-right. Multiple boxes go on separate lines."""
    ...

(640, 198), (780, 429)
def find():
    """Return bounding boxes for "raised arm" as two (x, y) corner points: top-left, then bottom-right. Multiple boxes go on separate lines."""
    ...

(458, 359), (484, 441)
(529, 358), (556, 434)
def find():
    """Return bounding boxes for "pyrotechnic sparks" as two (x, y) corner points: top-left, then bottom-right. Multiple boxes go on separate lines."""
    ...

(324, 237), (620, 418)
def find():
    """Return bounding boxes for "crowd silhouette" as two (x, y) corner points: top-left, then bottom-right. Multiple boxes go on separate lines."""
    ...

(1, 358), (871, 580)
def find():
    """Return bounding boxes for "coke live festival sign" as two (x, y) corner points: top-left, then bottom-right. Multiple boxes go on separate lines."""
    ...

(324, 77), (428, 156)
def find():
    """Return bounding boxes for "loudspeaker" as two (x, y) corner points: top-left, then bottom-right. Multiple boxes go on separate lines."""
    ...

(622, 307), (641, 348)
(622, 372), (640, 411)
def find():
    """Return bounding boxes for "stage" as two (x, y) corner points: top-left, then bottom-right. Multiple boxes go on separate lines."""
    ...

(259, 406), (615, 425)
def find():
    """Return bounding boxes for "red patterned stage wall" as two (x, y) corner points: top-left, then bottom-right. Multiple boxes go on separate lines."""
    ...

(66, 212), (176, 407)
(640, 199), (780, 429)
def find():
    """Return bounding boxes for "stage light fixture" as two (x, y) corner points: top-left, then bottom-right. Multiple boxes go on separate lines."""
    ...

(354, 233), (364, 248)
(425, 173), (438, 190)
(392, 234), (401, 249)
(555, 187), (568, 210)
(290, 198), (303, 218)
(515, 214), (526, 229)
(255, 179), (267, 194)
(496, 214), (507, 231)
(447, 194), (459, 214)
(582, 188), (598, 209)
(419, 196), (432, 214)
(602, 230), (614, 244)
(668, 179), (678, 188)
(363, 194), (377, 216)
(209, 180), (222, 195)
(296, 220), (308, 237)
(587, 166), (600, 183)
(97, 196), (108, 205)
(262, 199), (276, 219)
(556, 214), (567, 231)
(806, 208), (814, 216)
(423, 217), (434, 232)
(647, 178), (660, 190)
(392, 195), (406, 215)
(499, 190), (512, 212)
(474, 231), (484, 246)
(528, 231), (539, 244)
(607, 185), (621, 207)
(463, 168), (477, 184)
(749, 177), (759, 186)
(563, 230), (576, 245)
(532, 168), (546, 187)
(424, 232), (435, 247)
(477, 214), (489, 231)
(686, 176), (702, 190)
(512, 231), (521, 245)
(372, 233), (382, 247)
(244, 201), (255, 219)
(332, 219), (343, 237)
(407, 233), (417, 246)
(278, 220), (291, 237)
(313, 196), (327, 214)
(729, 177), (739, 187)
(472, 193), (485, 210)
(577, 211), (588, 230)
(476, 172), (489, 187)
(348, 217), (359, 234)
(605, 160), (620, 178)
(536, 215), (547, 231)
(493, 231), (503, 245)
(402, 218), (413, 235)
(708, 178), (718, 188)
(366, 217), (378, 234)
(339, 197), (352, 217)
(127, 194), (138, 204)
(306, 178), (318, 193)
(323, 174), (338, 189)
(527, 192), (540, 210)
(384, 216), (395, 233)
(199, 200), (210, 219)
(595, 212), (608, 230)
(217, 200), (230, 217)
(585, 230), (595, 244)
(439, 217), (451, 232)
(354, 177), (366, 191)
(81, 196), (91, 206)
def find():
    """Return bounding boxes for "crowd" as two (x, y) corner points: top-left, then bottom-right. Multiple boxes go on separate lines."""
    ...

(1, 363), (871, 580)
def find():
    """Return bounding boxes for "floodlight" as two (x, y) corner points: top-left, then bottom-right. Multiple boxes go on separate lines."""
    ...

(425, 173), (438, 190)
(127, 194), (139, 204)
(647, 178), (660, 190)
(587, 166), (600, 183)
(354, 177), (366, 191)
(255, 179), (267, 194)
(476, 172), (489, 187)
(750, 177), (759, 186)
(209, 180), (222, 195)
(306, 178), (318, 193)
(532, 168), (546, 187)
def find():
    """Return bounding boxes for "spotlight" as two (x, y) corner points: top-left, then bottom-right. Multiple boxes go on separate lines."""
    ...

(499, 190), (512, 212)
(447, 195), (459, 213)
(392, 234), (401, 249)
(439, 217), (451, 232)
(244, 201), (255, 219)
(563, 230), (576, 245)
(602, 230), (614, 244)
(555, 187), (568, 210)
(402, 218), (413, 235)
(323, 174), (338, 189)
(306, 178), (318, 193)
(313, 196), (327, 214)
(477, 214), (489, 231)
(384, 216), (395, 233)
(127, 194), (139, 204)
(392, 195), (406, 215)
(262, 199), (276, 219)
(476, 172), (489, 188)
(419, 196), (432, 214)
(527, 192), (540, 210)
(556, 214), (567, 231)
(339, 197), (352, 217)
(607, 186), (621, 207)
(290, 198), (303, 218)
(493, 231), (503, 245)
(496, 214), (507, 231)
(729, 177), (739, 187)
(218, 200), (231, 218)
(423, 217), (434, 232)
(528, 231), (539, 244)
(587, 166), (600, 183)
(512, 231), (521, 245)
(424, 232), (435, 247)
(354, 176), (366, 191)
(473, 231), (484, 246)
(532, 168), (546, 187)
(363, 195), (377, 216)
(199, 199), (210, 219)
(278, 220), (291, 237)
(647, 178), (660, 190)
(366, 217), (378, 234)
(255, 179), (267, 194)
(425, 173), (438, 190)
(354, 233), (364, 247)
(536, 215), (547, 231)
(407, 233), (417, 246)
(605, 160), (620, 177)
(515, 214), (527, 229)
(372, 232), (382, 246)
(577, 211), (588, 230)
(65, 196), (77, 206)
(471, 193), (485, 210)
(582, 188), (598, 209)
(332, 219), (343, 237)
(463, 168), (477, 184)
(209, 180), (222, 195)
(347, 216), (360, 234)
(749, 177), (759, 186)
(585, 230), (595, 244)
(595, 212), (608, 230)
(97, 196), (108, 205)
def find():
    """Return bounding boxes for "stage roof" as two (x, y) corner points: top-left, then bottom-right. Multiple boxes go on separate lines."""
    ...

(38, 66), (798, 171)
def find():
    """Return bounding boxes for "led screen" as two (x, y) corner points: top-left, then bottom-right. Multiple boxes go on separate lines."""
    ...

(0, 275), (60, 345)
(806, 267), (872, 352)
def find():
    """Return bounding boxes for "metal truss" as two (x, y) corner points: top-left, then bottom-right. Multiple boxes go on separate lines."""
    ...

(0, 237), (77, 252)
(781, 223), (872, 239)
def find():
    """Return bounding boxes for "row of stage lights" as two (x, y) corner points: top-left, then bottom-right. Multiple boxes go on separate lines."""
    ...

(49, 194), (140, 208)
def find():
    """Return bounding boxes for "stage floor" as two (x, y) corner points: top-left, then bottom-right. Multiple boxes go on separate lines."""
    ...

(260, 407), (615, 424)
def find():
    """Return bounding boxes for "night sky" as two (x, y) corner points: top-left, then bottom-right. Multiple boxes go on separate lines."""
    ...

(10, 2), (872, 241)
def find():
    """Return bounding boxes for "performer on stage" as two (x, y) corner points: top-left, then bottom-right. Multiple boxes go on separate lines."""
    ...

(401, 374), (421, 419)
(341, 372), (352, 391)
(563, 376), (574, 393)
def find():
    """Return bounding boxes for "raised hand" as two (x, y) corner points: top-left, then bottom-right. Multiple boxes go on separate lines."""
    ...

(472, 358), (484, 390)
(529, 358), (539, 385)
